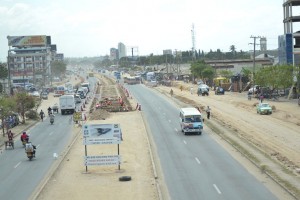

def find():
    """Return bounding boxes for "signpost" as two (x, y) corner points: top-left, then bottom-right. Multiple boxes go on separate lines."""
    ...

(82, 124), (122, 172)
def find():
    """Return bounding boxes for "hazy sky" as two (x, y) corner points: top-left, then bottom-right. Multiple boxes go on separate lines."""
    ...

(0, 0), (294, 61)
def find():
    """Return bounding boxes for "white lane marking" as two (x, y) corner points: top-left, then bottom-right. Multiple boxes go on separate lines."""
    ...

(195, 157), (201, 164)
(37, 144), (40, 148)
(49, 132), (54, 136)
(183, 140), (187, 144)
(168, 120), (171, 123)
(174, 128), (178, 132)
(213, 184), (222, 194)
(14, 162), (21, 168)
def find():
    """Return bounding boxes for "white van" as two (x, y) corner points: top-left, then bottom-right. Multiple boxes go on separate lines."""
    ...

(179, 107), (203, 135)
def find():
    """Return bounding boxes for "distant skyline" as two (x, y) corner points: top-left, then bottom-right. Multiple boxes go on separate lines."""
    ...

(0, 0), (298, 62)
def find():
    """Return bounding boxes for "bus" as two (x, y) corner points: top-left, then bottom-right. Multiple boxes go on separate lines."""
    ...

(12, 78), (32, 87)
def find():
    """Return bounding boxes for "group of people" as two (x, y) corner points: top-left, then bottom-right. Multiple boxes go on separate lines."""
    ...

(6, 130), (36, 157)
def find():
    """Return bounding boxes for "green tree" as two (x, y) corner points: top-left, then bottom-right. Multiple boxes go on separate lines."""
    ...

(255, 65), (294, 91)
(51, 61), (67, 77)
(219, 70), (233, 78)
(0, 96), (16, 136)
(15, 92), (35, 123)
(190, 60), (215, 81)
(0, 62), (8, 79)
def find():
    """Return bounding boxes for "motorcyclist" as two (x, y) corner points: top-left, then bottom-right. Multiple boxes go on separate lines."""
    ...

(47, 106), (52, 116)
(49, 112), (55, 124)
(40, 110), (45, 121)
(20, 132), (29, 143)
(7, 130), (14, 141)
(25, 141), (36, 157)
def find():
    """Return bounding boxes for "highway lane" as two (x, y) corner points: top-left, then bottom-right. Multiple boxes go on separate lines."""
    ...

(127, 84), (277, 200)
(0, 113), (74, 200)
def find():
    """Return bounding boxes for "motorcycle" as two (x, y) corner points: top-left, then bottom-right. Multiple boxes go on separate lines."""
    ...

(50, 117), (54, 125)
(25, 143), (36, 161)
(26, 151), (34, 161)
(21, 137), (29, 147)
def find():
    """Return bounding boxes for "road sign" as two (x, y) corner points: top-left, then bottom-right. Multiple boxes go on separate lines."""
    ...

(73, 112), (82, 121)
(84, 155), (121, 166)
(83, 137), (120, 145)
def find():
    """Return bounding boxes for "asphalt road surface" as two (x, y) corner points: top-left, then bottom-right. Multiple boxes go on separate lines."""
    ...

(0, 114), (73, 200)
(127, 84), (277, 200)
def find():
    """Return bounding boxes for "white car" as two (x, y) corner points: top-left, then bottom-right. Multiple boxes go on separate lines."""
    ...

(30, 91), (40, 97)
(199, 84), (210, 91)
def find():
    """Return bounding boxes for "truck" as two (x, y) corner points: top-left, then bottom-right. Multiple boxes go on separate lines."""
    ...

(179, 107), (203, 135)
(59, 95), (76, 115)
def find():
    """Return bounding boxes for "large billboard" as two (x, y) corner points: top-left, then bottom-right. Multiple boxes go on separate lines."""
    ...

(7, 35), (47, 47)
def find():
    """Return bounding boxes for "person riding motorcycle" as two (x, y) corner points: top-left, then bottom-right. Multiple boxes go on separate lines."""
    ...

(25, 141), (36, 157)
(49, 113), (55, 124)
(20, 132), (29, 143)
(40, 110), (45, 121)
(48, 106), (52, 116)
(7, 130), (14, 142)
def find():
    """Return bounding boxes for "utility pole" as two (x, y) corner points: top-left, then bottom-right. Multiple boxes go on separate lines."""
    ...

(249, 35), (261, 96)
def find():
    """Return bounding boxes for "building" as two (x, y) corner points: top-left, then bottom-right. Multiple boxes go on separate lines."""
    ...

(110, 48), (118, 60)
(118, 42), (126, 59)
(282, 0), (300, 65)
(7, 35), (56, 88)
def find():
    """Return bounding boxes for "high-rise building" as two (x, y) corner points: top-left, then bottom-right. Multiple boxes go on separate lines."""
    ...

(7, 35), (56, 88)
(110, 48), (118, 60)
(118, 42), (126, 59)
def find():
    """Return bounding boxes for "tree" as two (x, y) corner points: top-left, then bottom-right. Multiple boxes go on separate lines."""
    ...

(0, 62), (8, 79)
(15, 92), (35, 123)
(190, 60), (215, 81)
(51, 61), (67, 77)
(255, 65), (294, 92)
(0, 96), (16, 136)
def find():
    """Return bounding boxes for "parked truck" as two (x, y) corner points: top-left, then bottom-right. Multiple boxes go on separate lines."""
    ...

(59, 95), (76, 115)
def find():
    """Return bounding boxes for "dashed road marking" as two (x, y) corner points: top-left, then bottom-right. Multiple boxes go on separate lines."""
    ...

(14, 162), (21, 168)
(213, 184), (222, 194)
(183, 140), (187, 144)
(195, 157), (201, 164)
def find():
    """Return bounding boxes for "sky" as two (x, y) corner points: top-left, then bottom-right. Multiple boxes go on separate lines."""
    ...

(0, 0), (295, 62)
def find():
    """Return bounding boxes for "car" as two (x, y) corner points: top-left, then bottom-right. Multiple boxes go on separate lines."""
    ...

(197, 87), (209, 96)
(199, 83), (210, 91)
(29, 91), (40, 97)
(257, 103), (272, 115)
(41, 92), (48, 100)
(215, 87), (225, 95)
(74, 95), (82, 104)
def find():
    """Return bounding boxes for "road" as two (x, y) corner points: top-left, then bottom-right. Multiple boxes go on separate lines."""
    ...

(0, 73), (96, 200)
(127, 84), (277, 200)
(0, 113), (73, 200)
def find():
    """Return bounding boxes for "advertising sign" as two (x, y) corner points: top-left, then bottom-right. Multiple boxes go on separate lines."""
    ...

(83, 124), (120, 138)
(84, 155), (121, 166)
(8, 35), (47, 47)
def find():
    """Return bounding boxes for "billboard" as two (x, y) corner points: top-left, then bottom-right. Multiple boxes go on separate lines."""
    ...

(82, 124), (121, 145)
(7, 35), (47, 47)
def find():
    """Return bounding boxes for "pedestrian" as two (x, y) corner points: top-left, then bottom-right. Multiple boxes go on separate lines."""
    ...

(206, 106), (211, 119)
(39, 110), (45, 121)
(259, 94), (264, 103)
(190, 87), (193, 95)
(136, 103), (139, 110)
(180, 85), (183, 91)
(170, 89), (174, 96)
